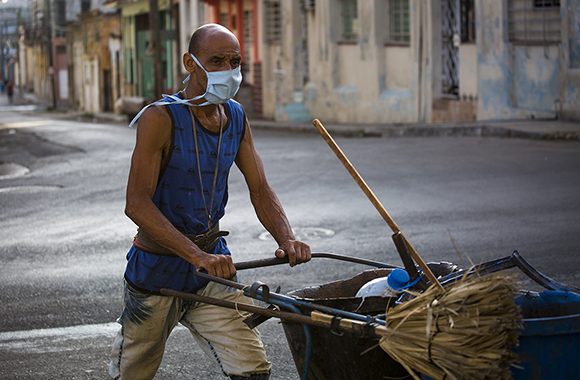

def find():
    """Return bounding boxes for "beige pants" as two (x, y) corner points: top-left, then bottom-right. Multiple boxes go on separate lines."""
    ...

(108, 281), (272, 380)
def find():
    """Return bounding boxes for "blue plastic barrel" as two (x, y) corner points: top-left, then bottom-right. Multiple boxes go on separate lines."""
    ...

(512, 290), (580, 380)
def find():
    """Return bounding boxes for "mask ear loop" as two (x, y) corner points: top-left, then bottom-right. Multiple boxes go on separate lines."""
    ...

(127, 94), (210, 128)
(183, 53), (208, 85)
(128, 54), (212, 128)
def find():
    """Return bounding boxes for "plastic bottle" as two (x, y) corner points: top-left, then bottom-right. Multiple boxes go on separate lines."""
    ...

(355, 269), (410, 298)
(384, 268), (411, 297)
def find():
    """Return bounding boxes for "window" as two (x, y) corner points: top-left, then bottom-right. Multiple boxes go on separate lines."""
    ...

(243, 10), (252, 61)
(54, 0), (66, 37)
(303, 0), (316, 12)
(219, 12), (229, 28)
(264, 0), (281, 44)
(81, 0), (91, 13)
(387, 0), (409, 44)
(338, 0), (358, 42)
(533, 0), (560, 7)
(460, 0), (476, 43)
(508, 0), (561, 45)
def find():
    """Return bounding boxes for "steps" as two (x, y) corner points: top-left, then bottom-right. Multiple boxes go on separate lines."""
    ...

(279, 102), (312, 123)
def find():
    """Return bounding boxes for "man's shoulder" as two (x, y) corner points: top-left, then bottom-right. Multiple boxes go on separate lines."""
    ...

(139, 105), (172, 128)
(134, 105), (173, 147)
(227, 98), (245, 113)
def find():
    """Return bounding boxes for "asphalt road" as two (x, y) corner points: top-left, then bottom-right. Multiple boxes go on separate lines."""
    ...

(1, 111), (580, 379)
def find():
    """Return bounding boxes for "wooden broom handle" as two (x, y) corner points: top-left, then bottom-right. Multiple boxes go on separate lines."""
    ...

(312, 119), (443, 290)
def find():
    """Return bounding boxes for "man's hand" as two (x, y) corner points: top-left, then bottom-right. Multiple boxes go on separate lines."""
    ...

(196, 252), (237, 279)
(275, 240), (312, 267)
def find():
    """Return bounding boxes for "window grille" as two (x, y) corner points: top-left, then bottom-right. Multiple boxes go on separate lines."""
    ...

(54, 0), (66, 37)
(508, 0), (561, 45)
(80, 0), (91, 13)
(264, 0), (281, 44)
(219, 12), (228, 28)
(338, 0), (358, 42)
(243, 10), (252, 62)
(388, 0), (410, 44)
(460, 0), (476, 42)
(303, 0), (316, 12)
(533, 0), (560, 7)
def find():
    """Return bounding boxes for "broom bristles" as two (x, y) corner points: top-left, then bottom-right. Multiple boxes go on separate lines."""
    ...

(379, 274), (522, 380)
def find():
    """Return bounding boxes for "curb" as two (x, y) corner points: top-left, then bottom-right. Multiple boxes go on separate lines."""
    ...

(3, 104), (578, 141)
(250, 120), (580, 141)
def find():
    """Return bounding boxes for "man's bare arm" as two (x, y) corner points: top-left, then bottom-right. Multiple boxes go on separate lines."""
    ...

(125, 107), (235, 278)
(235, 119), (311, 266)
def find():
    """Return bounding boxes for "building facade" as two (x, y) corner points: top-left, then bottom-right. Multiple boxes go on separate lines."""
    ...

(67, 7), (121, 113)
(119, 0), (178, 101)
(259, 0), (579, 123)
(192, 0), (263, 117)
(15, 0), (579, 122)
(477, 0), (580, 121)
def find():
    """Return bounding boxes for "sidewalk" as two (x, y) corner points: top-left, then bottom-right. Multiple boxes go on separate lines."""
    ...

(2, 93), (579, 141)
(250, 118), (580, 141)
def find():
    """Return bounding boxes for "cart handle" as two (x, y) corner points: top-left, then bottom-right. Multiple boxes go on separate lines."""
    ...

(234, 252), (399, 270)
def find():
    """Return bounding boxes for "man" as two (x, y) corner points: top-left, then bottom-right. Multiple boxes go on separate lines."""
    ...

(109, 24), (311, 380)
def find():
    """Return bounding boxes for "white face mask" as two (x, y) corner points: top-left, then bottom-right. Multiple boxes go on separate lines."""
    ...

(184, 53), (243, 105)
(128, 53), (243, 128)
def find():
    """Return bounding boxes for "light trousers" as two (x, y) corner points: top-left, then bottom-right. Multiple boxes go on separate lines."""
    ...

(108, 281), (271, 379)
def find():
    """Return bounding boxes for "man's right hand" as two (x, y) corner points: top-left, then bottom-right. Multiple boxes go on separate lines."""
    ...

(196, 252), (236, 279)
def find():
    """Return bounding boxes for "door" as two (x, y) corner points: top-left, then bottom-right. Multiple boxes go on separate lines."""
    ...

(136, 30), (154, 99)
(103, 69), (112, 112)
(441, 0), (460, 96)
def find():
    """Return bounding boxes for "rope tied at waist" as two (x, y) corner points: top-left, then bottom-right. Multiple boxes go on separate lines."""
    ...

(133, 224), (230, 256)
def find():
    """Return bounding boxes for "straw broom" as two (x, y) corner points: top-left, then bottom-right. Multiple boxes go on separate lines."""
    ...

(379, 273), (521, 380)
(311, 119), (522, 379)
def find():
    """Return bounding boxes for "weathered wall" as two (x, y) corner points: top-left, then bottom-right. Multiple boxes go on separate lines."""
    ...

(68, 28), (84, 110)
(459, 43), (478, 98)
(261, 0), (295, 120)
(52, 37), (69, 105)
(476, 0), (578, 121)
(296, 0), (421, 123)
(560, 0), (580, 120)
(32, 45), (52, 103)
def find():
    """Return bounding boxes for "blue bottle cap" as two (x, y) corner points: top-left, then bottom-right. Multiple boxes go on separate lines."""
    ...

(387, 269), (410, 291)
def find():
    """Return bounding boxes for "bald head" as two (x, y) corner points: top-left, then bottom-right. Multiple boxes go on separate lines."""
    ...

(188, 23), (238, 56)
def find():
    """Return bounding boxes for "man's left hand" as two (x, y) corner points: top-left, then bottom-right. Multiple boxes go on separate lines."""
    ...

(275, 240), (311, 267)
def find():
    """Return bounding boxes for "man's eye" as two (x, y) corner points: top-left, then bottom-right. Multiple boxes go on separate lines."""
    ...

(232, 59), (241, 67)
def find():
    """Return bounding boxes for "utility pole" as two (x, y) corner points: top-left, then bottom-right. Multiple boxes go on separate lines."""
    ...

(1, 21), (5, 86)
(148, 0), (163, 98)
(44, 0), (57, 109)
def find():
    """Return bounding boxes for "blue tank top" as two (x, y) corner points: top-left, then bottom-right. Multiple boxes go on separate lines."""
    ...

(124, 97), (246, 293)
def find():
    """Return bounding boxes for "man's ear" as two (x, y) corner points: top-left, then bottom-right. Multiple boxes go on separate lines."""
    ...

(183, 53), (196, 73)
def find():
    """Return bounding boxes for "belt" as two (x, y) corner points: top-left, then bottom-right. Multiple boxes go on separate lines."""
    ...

(133, 223), (230, 256)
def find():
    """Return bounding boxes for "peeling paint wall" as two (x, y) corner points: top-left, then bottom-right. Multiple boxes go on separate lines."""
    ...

(310, 0), (424, 123)
(476, 0), (579, 121)
(459, 44), (478, 98)
(261, 0), (430, 124)
(261, 0), (295, 120)
(560, 0), (580, 120)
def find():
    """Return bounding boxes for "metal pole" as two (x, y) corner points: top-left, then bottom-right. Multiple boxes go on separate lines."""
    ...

(44, 0), (57, 108)
(148, 0), (163, 98)
(1, 22), (4, 87)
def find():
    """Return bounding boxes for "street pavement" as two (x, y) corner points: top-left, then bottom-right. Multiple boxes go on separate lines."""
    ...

(1, 98), (580, 379)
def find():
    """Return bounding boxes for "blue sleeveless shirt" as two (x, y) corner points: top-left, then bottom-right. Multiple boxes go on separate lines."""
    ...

(124, 97), (246, 293)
